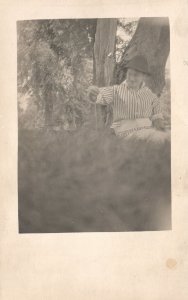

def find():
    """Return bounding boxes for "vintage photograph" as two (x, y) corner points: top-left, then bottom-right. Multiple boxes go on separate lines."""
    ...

(17, 17), (171, 233)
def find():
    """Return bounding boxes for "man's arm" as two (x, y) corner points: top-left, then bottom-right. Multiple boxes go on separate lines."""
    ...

(87, 85), (114, 129)
(87, 86), (100, 103)
(87, 85), (114, 105)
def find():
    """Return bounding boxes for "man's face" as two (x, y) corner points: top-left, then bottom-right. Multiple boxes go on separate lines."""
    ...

(126, 68), (145, 90)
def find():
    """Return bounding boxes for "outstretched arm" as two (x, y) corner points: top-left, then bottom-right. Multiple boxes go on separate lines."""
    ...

(87, 85), (114, 105)
(87, 85), (114, 129)
(87, 85), (100, 103)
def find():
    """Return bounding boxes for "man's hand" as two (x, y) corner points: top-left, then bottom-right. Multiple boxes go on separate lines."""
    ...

(153, 118), (165, 131)
(87, 85), (100, 103)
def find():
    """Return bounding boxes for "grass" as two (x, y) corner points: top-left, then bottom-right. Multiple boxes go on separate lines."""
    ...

(18, 127), (171, 233)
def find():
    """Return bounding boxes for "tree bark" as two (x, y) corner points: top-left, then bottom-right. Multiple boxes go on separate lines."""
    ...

(93, 19), (118, 128)
(115, 17), (170, 96)
(44, 83), (53, 128)
(94, 19), (118, 87)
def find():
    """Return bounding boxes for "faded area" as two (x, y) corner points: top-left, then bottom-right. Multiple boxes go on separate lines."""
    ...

(19, 128), (171, 233)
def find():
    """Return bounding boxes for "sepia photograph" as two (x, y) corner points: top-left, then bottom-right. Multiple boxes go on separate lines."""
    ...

(17, 17), (171, 233)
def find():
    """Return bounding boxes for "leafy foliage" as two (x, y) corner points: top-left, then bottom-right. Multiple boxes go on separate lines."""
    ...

(17, 19), (96, 129)
(116, 18), (138, 62)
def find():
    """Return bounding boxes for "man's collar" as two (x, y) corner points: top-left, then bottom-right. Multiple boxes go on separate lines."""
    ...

(122, 79), (145, 91)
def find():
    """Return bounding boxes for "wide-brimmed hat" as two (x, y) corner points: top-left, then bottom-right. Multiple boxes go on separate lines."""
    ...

(125, 55), (150, 75)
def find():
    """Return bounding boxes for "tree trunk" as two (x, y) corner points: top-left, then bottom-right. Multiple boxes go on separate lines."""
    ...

(93, 18), (118, 128)
(115, 17), (170, 96)
(44, 83), (53, 128)
(94, 18), (117, 87)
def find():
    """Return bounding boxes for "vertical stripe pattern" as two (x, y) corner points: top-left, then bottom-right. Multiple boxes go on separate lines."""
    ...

(96, 81), (163, 124)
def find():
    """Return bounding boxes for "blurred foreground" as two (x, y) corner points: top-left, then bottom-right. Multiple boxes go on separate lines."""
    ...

(18, 128), (171, 233)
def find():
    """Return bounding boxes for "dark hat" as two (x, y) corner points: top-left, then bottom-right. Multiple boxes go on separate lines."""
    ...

(125, 55), (150, 75)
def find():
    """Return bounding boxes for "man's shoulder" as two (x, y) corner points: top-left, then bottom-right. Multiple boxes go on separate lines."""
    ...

(141, 85), (155, 96)
(115, 80), (127, 90)
(141, 84), (150, 91)
(120, 80), (128, 87)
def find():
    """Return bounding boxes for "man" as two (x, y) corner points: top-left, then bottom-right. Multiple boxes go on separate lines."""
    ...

(88, 55), (168, 141)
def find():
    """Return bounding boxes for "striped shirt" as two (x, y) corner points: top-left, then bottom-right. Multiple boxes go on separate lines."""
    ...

(96, 80), (163, 132)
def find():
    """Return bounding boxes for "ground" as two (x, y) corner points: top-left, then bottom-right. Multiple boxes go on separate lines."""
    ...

(18, 127), (171, 233)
